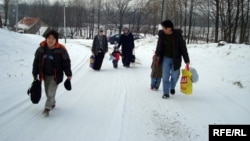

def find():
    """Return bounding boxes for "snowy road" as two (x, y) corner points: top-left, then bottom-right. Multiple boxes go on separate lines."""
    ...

(0, 30), (250, 141)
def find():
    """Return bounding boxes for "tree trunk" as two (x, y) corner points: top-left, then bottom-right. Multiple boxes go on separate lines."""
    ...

(232, 0), (240, 43)
(114, 0), (131, 34)
(187, 0), (194, 44)
(0, 14), (2, 28)
(240, 0), (250, 43)
(227, 0), (232, 42)
(206, 0), (210, 43)
(4, 0), (10, 26)
(239, 0), (245, 43)
(214, 0), (219, 42)
(184, 0), (188, 39)
(243, 0), (250, 43)
(97, 0), (101, 31)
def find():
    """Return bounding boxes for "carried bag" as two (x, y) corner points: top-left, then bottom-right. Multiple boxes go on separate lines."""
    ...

(64, 79), (72, 91)
(130, 49), (136, 63)
(190, 67), (199, 83)
(131, 54), (136, 63)
(27, 79), (42, 104)
(90, 55), (95, 69)
(180, 66), (193, 95)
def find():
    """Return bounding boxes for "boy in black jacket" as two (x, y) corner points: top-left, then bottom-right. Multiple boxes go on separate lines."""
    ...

(32, 30), (72, 116)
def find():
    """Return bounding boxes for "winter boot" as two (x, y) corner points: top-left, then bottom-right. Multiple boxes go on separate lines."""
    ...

(42, 108), (50, 117)
(162, 94), (170, 99)
(170, 89), (175, 95)
(52, 104), (56, 109)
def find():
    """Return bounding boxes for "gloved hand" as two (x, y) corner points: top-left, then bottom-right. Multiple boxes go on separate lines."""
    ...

(155, 56), (161, 66)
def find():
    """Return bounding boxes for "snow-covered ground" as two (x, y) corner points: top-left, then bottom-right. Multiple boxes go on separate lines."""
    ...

(0, 29), (249, 141)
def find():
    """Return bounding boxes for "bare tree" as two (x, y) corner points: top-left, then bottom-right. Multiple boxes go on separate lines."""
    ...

(4, 0), (10, 26)
(90, 0), (96, 38)
(130, 0), (147, 33)
(97, 0), (102, 31)
(232, 0), (240, 43)
(214, 0), (220, 42)
(114, 0), (131, 34)
(219, 0), (240, 43)
(239, 0), (250, 43)
(206, 0), (210, 43)
(183, 0), (188, 39)
(187, 0), (194, 44)
(103, 0), (113, 35)
(145, 0), (161, 35)
(197, 0), (212, 42)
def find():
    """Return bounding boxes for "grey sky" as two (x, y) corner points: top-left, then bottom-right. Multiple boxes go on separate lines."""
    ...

(0, 0), (58, 5)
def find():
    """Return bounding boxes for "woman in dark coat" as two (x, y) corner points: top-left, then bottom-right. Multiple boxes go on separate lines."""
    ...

(91, 30), (108, 71)
(118, 27), (135, 68)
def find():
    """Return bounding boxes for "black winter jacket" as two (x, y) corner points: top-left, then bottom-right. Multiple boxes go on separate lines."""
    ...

(118, 33), (135, 54)
(156, 30), (190, 71)
(32, 41), (72, 84)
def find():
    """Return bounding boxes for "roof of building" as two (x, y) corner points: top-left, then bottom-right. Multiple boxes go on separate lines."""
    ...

(16, 17), (40, 30)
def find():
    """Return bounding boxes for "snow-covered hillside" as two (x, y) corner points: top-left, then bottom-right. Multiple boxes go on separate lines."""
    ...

(0, 29), (249, 141)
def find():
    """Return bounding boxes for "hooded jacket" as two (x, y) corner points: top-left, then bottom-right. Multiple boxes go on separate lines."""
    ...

(32, 41), (72, 84)
(155, 29), (190, 71)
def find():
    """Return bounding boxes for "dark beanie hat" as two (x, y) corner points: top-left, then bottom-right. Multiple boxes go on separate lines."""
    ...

(161, 20), (174, 28)
(45, 30), (59, 42)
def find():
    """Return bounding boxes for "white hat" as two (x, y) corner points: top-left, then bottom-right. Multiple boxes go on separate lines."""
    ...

(190, 67), (199, 83)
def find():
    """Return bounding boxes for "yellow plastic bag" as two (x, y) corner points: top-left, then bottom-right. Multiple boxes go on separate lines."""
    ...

(180, 69), (193, 95)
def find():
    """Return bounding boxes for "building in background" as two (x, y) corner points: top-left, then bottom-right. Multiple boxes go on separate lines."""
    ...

(14, 17), (50, 37)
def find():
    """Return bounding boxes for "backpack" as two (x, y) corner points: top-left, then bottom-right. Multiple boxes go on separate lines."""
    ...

(27, 79), (42, 104)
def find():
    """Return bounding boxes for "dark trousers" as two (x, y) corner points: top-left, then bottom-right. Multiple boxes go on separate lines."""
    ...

(122, 50), (132, 67)
(113, 60), (118, 68)
(93, 52), (105, 70)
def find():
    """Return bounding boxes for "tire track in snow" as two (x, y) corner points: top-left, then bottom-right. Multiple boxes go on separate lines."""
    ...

(104, 69), (128, 141)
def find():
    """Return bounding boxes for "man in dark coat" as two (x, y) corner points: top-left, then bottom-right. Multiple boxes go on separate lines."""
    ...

(118, 27), (135, 68)
(91, 30), (108, 71)
(155, 20), (190, 99)
(32, 30), (72, 116)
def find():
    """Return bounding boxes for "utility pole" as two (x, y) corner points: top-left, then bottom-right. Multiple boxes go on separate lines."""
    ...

(161, 0), (167, 22)
(64, 2), (68, 44)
